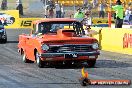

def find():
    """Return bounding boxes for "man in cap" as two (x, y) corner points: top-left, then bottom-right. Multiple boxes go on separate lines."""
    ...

(16, 0), (23, 15)
(1, 0), (7, 10)
(74, 8), (85, 22)
(112, 0), (124, 28)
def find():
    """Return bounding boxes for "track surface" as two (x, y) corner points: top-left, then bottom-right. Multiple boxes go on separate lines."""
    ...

(0, 29), (132, 88)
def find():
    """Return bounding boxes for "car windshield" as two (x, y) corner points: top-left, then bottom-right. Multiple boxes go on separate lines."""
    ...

(37, 21), (84, 35)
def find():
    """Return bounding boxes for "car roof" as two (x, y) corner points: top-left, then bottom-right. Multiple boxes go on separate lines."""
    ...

(33, 18), (77, 24)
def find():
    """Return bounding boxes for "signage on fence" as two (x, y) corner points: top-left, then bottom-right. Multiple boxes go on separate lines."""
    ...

(123, 33), (132, 48)
(19, 18), (43, 28)
(0, 10), (19, 28)
(92, 28), (132, 55)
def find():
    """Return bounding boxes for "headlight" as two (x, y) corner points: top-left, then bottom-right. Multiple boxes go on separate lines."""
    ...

(92, 43), (99, 49)
(42, 44), (49, 51)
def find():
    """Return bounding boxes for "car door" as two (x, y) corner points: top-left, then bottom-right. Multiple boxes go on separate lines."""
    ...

(25, 35), (35, 61)
(25, 24), (38, 61)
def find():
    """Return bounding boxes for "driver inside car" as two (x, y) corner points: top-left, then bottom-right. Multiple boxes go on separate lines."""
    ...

(50, 24), (64, 32)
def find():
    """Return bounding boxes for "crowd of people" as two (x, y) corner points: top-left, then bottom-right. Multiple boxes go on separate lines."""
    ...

(0, 0), (132, 28)
(41, 0), (65, 18)
(1, 0), (7, 10)
(42, 0), (106, 18)
(0, 0), (23, 15)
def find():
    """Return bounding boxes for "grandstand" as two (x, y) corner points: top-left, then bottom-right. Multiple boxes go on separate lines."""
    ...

(53, 0), (131, 13)
(53, 0), (131, 7)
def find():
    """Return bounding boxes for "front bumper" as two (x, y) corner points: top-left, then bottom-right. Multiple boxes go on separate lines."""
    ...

(40, 51), (100, 58)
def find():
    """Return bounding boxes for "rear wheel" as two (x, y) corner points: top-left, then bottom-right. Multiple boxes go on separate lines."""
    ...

(35, 51), (44, 68)
(2, 33), (7, 43)
(3, 38), (7, 43)
(87, 60), (96, 67)
(22, 53), (30, 63)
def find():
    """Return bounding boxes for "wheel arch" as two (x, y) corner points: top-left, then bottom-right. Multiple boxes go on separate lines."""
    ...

(34, 48), (37, 60)
(20, 48), (24, 55)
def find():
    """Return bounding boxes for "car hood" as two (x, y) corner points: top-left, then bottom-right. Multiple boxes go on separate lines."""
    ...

(37, 29), (98, 44)
(38, 34), (97, 44)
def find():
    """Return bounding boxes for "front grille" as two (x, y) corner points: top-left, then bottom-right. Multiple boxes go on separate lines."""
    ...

(48, 44), (93, 53)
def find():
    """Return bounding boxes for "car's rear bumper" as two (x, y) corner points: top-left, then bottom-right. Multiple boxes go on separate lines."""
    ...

(40, 51), (100, 58)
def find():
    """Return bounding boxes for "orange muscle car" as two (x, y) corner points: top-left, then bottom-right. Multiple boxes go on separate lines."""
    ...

(18, 18), (100, 68)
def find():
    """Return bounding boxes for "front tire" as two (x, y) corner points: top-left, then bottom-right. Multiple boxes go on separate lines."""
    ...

(35, 51), (44, 68)
(87, 60), (96, 67)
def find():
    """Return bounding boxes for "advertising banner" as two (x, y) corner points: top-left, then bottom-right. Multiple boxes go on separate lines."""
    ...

(92, 28), (132, 55)
(19, 18), (43, 29)
(0, 10), (115, 28)
(0, 10), (19, 29)
(92, 18), (115, 24)
(0, 10), (44, 29)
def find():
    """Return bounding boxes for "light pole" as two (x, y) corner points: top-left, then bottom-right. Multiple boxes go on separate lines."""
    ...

(108, 0), (112, 28)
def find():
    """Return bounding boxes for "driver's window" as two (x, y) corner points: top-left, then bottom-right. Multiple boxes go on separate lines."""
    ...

(37, 22), (52, 34)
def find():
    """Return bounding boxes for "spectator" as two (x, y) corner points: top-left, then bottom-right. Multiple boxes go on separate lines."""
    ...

(82, 10), (99, 37)
(92, 0), (98, 8)
(74, 8), (85, 20)
(55, 2), (61, 18)
(83, 0), (88, 8)
(16, 0), (23, 15)
(1, 0), (7, 10)
(128, 7), (132, 14)
(81, 10), (92, 36)
(45, 0), (55, 18)
(48, 6), (54, 18)
(112, 0), (124, 28)
(61, 4), (65, 18)
(125, 7), (131, 16)
(40, 0), (46, 5)
(98, 1), (105, 18)
(47, 0), (55, 9)
(87, 3), (93, 10)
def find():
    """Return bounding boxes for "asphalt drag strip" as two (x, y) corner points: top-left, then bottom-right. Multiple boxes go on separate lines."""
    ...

(0, 29), (131, 88)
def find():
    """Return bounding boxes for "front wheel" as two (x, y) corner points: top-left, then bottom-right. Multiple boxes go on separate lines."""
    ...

(3, 38), (7, 43)
(87, 60), (96, 67)
(35, 52), (44, 68)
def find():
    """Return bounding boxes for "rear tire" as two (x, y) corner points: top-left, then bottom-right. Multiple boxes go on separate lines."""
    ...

(22, 53), (30, 63)
(3, 38), (7, 43)
(87, 60), (96, 67)
(35, 51), (44, 68)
